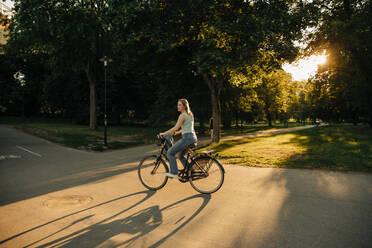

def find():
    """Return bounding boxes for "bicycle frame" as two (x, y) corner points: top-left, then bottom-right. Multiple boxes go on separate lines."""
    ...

(156, 136), (221, 182)
(138, 135), (225, 194)
(149, 141), (168, 175)
(178, 147), (218, 182)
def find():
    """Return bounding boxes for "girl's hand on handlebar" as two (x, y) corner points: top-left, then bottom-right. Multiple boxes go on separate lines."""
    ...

(174, 130), (182, 136)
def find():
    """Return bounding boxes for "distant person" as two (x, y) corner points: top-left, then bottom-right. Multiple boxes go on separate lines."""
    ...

(159, 99), (197, 178)
(209, 117), (214, 139)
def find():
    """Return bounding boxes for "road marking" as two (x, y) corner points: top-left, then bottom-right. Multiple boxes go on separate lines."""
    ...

(0, 155), (22, 160)
(16, 145), (42, 157)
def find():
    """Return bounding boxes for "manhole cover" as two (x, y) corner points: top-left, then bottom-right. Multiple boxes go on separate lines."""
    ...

(43, 195), (93, 208)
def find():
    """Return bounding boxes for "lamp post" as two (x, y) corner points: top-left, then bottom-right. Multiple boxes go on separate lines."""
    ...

(13, 71), (26, 118)
(99, 56), (112, 146)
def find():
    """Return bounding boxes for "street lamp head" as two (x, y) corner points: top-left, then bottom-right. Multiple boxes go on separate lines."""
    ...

(99, 56), (113, 67)
(14, 71), (26, 86)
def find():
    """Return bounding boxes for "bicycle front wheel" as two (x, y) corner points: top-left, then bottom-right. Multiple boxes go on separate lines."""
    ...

(138, 155), (169, 190)
(188, 156), (225, 194)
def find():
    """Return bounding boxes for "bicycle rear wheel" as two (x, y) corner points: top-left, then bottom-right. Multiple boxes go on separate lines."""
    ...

(188, 156), (224, 194)
(138, 155), (169, 190)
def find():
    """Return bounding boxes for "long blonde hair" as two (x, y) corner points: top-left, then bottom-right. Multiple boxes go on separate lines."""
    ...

(178, 98), (193, 117)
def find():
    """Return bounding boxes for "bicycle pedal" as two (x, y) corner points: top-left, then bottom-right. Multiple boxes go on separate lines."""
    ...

(178, 176), (189, 183)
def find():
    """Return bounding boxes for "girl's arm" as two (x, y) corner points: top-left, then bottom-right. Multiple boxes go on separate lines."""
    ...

(160, 114), (185, 136)
(174, 129), (182, 136)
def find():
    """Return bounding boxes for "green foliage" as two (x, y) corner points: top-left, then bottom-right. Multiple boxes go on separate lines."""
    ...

(0, 54), (14, 114)
(254, 69), (292, 126)
(142, 0), (315, 141)
(307, 0), (372, 124)
(4, 0), (367, 133)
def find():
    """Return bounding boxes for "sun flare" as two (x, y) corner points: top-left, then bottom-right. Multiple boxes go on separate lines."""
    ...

(283, 52), (327, 81)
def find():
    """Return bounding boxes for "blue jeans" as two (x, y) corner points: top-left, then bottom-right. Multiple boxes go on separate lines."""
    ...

(167, 133), (197, 174)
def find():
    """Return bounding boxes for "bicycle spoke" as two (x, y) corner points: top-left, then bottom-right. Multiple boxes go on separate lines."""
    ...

(193, 161), (209, 175)
(189, 156), (224, 194)
(138, 155), (168, 190)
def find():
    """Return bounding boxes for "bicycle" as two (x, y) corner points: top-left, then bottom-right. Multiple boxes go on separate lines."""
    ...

(138, 135), (225, 194)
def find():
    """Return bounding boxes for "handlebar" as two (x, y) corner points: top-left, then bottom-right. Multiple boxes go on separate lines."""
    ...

(157, 133), (174, 148)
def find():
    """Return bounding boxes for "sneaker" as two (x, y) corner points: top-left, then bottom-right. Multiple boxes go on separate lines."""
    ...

(166, 173), (178, 179)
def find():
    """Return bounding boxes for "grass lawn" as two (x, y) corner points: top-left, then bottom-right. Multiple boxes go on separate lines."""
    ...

(1, 117), (167, 151)
(0, 116), (305, 152)
(201, 125), (372, 172)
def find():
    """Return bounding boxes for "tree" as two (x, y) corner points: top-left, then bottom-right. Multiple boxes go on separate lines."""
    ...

(6, 0), (115, 129)
(255, 70), (291, 126)
(221, 72), (258, 128)
(308, 0), (372, 124)
(143, 0), (314, 142)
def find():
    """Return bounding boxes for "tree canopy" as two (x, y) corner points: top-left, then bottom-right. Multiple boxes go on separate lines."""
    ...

(307, 0), (372, 124)
(1, 0), (371, 139)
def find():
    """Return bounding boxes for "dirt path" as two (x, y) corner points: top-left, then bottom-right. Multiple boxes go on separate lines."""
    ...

(198, 125), (317, 146)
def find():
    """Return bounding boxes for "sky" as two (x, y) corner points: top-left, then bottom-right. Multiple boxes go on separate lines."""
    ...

(282, 54), (327, 81)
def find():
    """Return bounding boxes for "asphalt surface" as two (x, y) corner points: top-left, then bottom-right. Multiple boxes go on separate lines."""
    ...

(0, 125), (372, 248)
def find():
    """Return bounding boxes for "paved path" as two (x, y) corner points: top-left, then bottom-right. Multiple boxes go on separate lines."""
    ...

(0, 125), (371, 248)
(221, 125), (317, 140)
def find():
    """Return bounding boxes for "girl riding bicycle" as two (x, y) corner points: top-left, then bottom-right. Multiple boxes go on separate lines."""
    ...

(159, 99), (197, 178)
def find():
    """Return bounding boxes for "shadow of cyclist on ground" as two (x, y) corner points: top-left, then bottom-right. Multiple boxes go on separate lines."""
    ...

(36, 205), (162, 248)
(30, 193), (211, 248)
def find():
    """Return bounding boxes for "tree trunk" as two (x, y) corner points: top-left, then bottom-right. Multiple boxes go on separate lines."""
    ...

(198, 116), (207, 135)
(344, 0), (351, 19)
(202, 73), (223, 143)
(211, 87), (221, 143)
(265, 107), (272, 127)
(85, 58), (97, 130)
